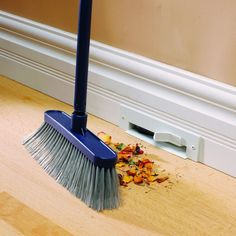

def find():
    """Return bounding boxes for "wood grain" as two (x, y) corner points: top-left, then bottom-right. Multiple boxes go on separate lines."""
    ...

(0, 75), (236, 236)
(0, 192), (72, 236)
(0, 219), (24, 236)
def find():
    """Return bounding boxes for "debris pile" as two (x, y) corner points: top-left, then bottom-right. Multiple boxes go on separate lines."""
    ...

(98, 132), (169, 187)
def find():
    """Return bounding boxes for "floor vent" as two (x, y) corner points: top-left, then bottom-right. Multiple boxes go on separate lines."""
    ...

(119, 105), (201, 161)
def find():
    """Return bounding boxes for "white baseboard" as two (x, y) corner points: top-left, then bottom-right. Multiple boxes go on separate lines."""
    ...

(1, 11), (236, 177)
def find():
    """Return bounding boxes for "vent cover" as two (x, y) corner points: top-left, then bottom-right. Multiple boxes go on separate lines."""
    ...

(119, 105), (202, 161)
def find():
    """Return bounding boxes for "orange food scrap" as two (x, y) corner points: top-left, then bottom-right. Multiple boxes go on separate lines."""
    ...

(126, 167), (137, 176)
(141, 171), (150, 178)
(118, 152), (132, 161)
(134, 175), (144, 184)
(121, 145), (135, 153)
(145, 162), (154, 169)
(141, 158), (151, 164)
(138, 162), (144, 169)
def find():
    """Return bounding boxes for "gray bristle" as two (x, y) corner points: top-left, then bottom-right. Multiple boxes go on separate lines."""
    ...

(23, 122), (120, 211)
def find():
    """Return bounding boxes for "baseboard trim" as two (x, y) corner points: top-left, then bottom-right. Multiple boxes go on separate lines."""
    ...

(1, 11), (236, 177)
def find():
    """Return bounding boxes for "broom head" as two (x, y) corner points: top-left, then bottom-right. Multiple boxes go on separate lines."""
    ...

(23, 110), (119, 211)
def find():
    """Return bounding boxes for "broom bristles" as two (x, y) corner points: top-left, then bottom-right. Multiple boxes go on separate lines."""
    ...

(23, 122), (120, 211)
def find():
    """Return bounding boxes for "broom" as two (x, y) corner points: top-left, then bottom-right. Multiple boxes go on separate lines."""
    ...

(23, 0), (120, 211)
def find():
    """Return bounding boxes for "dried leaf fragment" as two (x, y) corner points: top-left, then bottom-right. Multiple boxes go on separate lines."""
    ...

(118, 174), (127, 187)
(97, 132), (112, 145)
(147, 175), (159, 182)
(115, 162), (126, 168)
(123, 175), (134, 183)
(156, 176), (169, 183)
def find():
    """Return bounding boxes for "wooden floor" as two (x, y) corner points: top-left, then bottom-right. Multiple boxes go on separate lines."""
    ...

(0, 75), (236, 236)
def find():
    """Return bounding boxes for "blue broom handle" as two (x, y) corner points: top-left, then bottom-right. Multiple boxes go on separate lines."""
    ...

(72, 0), (93, 132)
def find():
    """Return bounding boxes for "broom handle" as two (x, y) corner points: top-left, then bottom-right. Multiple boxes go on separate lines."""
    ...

(72, 0), (93, 133)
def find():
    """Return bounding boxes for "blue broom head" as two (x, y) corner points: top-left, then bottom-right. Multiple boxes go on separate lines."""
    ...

(23, 110), (119, 210)
(44, 110), (117, 168)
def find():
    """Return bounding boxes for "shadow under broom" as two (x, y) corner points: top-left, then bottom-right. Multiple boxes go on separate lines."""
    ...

(23, 0), (120, 211)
